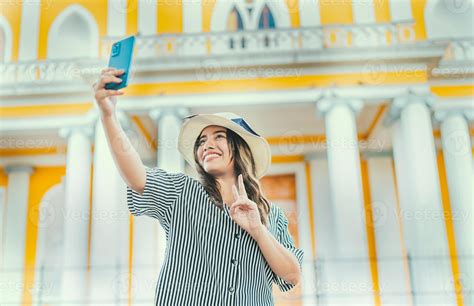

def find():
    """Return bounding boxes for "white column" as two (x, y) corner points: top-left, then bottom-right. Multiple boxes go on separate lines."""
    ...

(299, 0), (321, 27)
(18, 0), (40, 61)
(138, 0), (157, 35)
(150, 107), (189, 173)
(435, 109), (473, 306)
(58, 127), (93, 304)
(89, 113), (131, 305)
(1, 165), (33, 306)
(351, 0), (377, 47)
(183, 0), (202, 33)
(387, 94), (456, 305)
(389, 0), (413, 21)
(316, 97), (374, 305)
(367, 156), (412, 306)
(107, 0), (126, 37)
(352, 0), (375, 24)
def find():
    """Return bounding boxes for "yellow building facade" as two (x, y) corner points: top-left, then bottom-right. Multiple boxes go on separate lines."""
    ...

(0, 0), (473, 305)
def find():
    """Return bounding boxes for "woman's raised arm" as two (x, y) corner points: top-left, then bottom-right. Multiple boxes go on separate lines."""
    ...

(93, 68), (146, 194)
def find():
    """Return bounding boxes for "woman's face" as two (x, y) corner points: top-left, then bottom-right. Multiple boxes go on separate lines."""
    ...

(196, 125), (234, 177)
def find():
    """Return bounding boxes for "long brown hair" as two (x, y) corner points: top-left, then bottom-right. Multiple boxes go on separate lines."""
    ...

(193, 127), (271, 226)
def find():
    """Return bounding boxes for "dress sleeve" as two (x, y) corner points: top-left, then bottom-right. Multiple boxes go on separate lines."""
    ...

(126, 167), (187, 225)
(272, 206), (305, 292)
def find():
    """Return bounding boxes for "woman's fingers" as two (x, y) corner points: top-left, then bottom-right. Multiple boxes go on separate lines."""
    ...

(230, 200), (254, 215)
(106, 90), (124, 96)
(98, 75), (123, 88)
(232, 184), (240, 202)
(230, 203), (243, 215)
(95, 69), (124, 89)
(101, 68), (124, 76)
(238, 174), (248, 198)
(101, 67), (115, 74)
(95, 88), (123, 101)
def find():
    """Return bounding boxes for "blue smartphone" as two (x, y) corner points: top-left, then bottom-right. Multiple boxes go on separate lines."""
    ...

(105, 36), (135, 90)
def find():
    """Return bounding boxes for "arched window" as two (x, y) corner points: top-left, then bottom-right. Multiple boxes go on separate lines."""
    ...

(227, 6), (244, 31)
(48, 5), (98, 59)
(258, 5), (275, 29)
(0, 27), (5, 62)
(258, 5), (276, 48)
(227, 7), (246, 49)
(0, 16), (12, 62)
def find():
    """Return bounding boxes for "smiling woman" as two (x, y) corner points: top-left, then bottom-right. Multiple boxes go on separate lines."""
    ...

(192, 124), (271, 226)
(127, 112), (303, 305)
(93, 71), (303, 305)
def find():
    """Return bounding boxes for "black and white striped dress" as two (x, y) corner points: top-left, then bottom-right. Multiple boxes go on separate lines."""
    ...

(127, 167), (304, 306)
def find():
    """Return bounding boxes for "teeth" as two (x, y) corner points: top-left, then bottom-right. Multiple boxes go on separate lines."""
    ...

(206, 153), (220, 159)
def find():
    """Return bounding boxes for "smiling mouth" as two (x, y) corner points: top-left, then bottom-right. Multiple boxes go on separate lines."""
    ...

(204, 154), (221, 162)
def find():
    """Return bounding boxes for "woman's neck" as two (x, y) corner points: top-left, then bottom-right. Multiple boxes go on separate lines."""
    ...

(216, 174), (237, 206)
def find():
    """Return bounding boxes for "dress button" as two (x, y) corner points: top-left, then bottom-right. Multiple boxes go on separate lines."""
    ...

(234, 232), (241, 239)
(231, 259), (238, 266)
(228, 286), (235, 293)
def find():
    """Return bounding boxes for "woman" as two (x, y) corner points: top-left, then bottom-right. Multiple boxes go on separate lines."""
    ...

(94, 68), (303, 305)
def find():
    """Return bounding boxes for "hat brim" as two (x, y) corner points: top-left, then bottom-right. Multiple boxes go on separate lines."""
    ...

(178, 114), (272, 179)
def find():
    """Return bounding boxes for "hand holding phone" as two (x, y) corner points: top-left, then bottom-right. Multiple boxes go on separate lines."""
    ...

(105, 36), (135, 90)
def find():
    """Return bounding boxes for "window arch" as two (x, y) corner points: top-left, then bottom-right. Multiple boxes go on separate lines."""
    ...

(227, 6), (246, 49)
(227, 6), (244, 31)
(0, 16), (13, 62)
(0, 27), (5, 62)
(258, 5), (277, 48)
(47, 4), (99, 59)
(258, 4), (276, 29)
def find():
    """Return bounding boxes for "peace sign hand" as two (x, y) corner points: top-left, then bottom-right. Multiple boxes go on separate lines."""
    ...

(229, 174), (264, 240)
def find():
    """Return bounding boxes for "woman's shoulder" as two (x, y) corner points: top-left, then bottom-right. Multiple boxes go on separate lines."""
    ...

(146, 167), (200, 190)
(267, 202), (283, 228)
(268, 201), (284, 215)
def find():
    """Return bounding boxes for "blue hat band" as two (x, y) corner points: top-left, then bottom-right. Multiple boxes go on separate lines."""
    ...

(231, 118), (260, 137)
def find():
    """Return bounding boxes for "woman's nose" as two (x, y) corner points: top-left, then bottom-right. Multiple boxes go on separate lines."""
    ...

(204, 138), (216, 149)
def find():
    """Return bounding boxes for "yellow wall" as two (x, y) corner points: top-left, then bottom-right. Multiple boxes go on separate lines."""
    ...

(157, 0), (183, 34)
(285, 0), (300, 27)
(202, 0), (216, 32)
(374, 0), (391, 23)
(37, 0), (108, 60)
(0, 0), (432, 63)
(21, 166), (66, 305)
(319, 0), (353, 25)
(0, 168), (8, 187)
(126, 0), (138, 35)
(123, 71), (427, 96)
(431, 85), (474, 97)
(411, 0), (427, 40)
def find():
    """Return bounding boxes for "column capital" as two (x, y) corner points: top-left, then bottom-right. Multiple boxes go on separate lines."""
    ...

(59, 126), (94, 140)
(433, 99), (474, 123)
(315, 92), (364, 117)
(149, 106), (190, 123)
(4, 165), (34, 175)
(384, 92), (435, 125)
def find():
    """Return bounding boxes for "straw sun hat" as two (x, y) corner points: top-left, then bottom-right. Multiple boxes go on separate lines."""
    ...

(177, 112), (272, 179)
